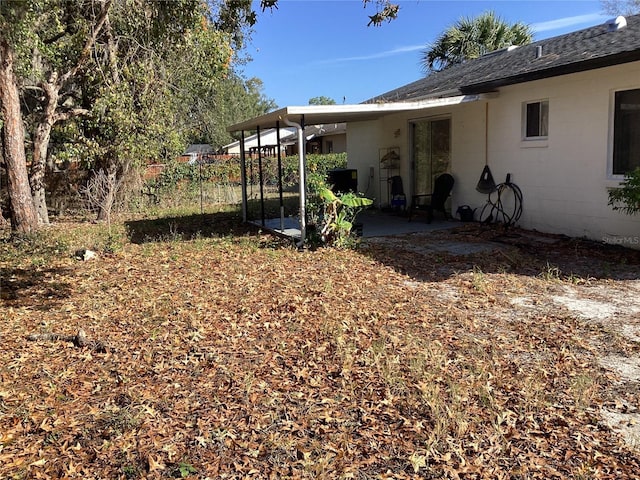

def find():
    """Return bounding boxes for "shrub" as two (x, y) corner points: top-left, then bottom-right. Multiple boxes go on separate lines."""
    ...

(608, 167), (640, 215)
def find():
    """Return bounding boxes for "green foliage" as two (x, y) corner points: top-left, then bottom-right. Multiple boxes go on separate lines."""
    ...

(317, 187), (372, 248)
(147, 153), (347, 209)
(306, 153), (347, 178)
(308, 96), (336, 105)
(2, 0), (276, 222)
(177, 462), (197, 478)
(304, 169), (372, 249)
(243, 152), (347, 190)
(68, 7), (274, 169)
(222, 76), (277, 143)
(608, 167), (640, 215)
(152, 160), (241, 193)
(303, 154), (348, 235)
(422, 11), (533, 72)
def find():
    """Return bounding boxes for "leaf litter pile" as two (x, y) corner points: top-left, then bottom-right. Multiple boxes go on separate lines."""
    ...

(2, 214), (640, 479)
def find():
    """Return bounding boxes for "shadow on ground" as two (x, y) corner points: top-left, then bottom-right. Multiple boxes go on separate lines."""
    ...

(361, 223), (640, 282)
(1, 266), (74, 310)
(125, 211), (258, 244)
(126, 197), (303, 245)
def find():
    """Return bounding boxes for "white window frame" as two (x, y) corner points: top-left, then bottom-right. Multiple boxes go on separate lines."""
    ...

(522, 99), (549, 141)
(608, 86), (640, 179)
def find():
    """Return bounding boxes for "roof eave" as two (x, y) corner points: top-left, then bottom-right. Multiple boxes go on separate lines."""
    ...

(462, 50), (640, 94)
(227, 95), (487, 133)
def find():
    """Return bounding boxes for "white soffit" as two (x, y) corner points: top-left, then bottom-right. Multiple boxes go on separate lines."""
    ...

(227, 94), (487, 132)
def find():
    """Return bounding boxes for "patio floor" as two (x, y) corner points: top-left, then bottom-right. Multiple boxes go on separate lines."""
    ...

(357, 210), (459, 237)
(252, 209), (460, 239)
(252, 209), (508, 256)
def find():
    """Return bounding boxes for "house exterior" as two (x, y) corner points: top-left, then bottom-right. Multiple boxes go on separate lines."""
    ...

(281, 123), (348, 156)
(222, 128), (296, 156)
(181, 144), (215, 164)
(222, 124), (346, 156)
(228, 15), (640, 245)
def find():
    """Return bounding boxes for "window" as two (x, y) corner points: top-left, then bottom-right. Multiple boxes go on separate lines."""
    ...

(612, 88), (640, 175)
(523, 100), (549, 139)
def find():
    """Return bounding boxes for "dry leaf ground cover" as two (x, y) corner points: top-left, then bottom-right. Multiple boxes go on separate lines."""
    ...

(2, 209), (640, 479)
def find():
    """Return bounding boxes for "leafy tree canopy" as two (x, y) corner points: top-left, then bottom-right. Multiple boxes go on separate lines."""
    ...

(309, 96), (337, 105)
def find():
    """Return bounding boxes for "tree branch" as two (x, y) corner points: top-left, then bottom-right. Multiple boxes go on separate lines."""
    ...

(53, 108), (91, 123)
(58, 0), (113, 88)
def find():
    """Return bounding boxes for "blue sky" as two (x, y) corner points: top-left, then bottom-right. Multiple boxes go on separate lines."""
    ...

(240, 0), (612, 107)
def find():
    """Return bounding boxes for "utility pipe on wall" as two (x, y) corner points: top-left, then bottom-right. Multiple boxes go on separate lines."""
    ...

(256, 125), (265, 226)
(276, 122), (284, 232)
(239, 130), (248, 223)
(283, 116), (306, 245)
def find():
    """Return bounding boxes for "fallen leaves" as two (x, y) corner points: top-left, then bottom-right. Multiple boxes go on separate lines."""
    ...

(2, 220), (640, 478)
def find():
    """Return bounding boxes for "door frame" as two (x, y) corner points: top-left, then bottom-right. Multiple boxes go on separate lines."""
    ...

(408, 114), (452, 199)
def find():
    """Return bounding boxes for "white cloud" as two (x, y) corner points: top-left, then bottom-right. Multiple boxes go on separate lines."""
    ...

(316, 45), (425, 65)
(532, 12), (608, 33)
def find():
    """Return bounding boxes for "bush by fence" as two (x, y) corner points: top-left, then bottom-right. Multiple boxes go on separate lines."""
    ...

(146, 153), (347, 208)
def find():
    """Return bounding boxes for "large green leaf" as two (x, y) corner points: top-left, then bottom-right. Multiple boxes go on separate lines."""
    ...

(340, 193), (373, 208)
(319, 187), (339, 204)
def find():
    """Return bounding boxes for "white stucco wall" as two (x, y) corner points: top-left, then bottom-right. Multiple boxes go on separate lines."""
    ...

(321, 133), (347, 154)
(476, 61), (640, 244)
(347, 61), (640, 245)
(346, 121), (385, 200)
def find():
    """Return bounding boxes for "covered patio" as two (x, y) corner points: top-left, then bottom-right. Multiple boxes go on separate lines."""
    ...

(227, 96), (485, 244)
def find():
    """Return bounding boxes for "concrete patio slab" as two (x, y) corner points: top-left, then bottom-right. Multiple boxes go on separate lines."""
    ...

(253, 209), (462, 240)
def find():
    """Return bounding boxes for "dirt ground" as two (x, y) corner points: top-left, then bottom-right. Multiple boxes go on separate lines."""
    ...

(364, 223), (640, 451)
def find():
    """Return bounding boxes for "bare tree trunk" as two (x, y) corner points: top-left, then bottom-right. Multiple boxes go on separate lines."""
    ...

(30, 80), (59, 225)
(82, 166), (121, 231)
(27, 0), (111, 225)
(96, 173), (116, 222)
(104, 14), (120, 84)
(0, 37), (38, 234)
(0, 129), (6, 225)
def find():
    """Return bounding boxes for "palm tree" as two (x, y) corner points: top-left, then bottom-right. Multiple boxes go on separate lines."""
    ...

(422, 11), (533, 72)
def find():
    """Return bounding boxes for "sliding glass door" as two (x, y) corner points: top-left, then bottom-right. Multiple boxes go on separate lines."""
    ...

(412, 117), (451, 196)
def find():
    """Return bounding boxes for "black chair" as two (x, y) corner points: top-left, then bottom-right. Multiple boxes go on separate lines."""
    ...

(409, 173), (455, 223)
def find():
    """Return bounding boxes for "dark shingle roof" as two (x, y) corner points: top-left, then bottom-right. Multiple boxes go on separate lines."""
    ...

(368, 14), (640, 103)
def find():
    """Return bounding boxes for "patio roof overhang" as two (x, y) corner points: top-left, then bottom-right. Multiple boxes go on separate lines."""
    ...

(228, 94), (490, 245)
(226, 94), (487, 132)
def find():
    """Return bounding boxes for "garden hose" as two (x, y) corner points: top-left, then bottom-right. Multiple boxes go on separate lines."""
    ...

(478, 174), (523, 226)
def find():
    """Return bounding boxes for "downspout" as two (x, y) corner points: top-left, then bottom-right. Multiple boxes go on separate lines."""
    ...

(256, 126), (265, 226)
(276, 122), (285, 232)
(283, 116), (306, 246)
(239, 130), (248, 223)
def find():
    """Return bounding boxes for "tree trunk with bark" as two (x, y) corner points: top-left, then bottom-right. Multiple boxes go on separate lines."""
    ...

(27, 1), (111, 225)
(30, 79), (60, 225)
(0, 37), (39, 234)
(0, 131), (6, 225)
